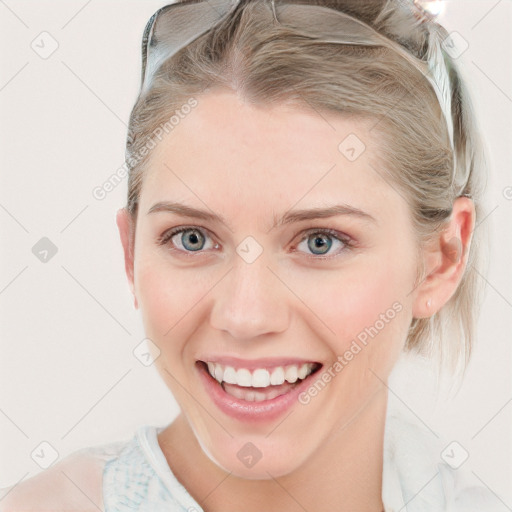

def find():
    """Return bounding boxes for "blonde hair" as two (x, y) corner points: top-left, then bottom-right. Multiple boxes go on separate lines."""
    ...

(124, 0), (488, 374)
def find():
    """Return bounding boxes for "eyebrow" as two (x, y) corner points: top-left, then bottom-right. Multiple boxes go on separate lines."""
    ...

(147, 201), (377, 229)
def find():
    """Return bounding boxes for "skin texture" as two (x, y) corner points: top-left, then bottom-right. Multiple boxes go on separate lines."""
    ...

(116, 88), (475, 512)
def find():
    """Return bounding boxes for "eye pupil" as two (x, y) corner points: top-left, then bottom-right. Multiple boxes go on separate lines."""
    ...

(308, 234), (332, 255)
(182, 229), (204, 251)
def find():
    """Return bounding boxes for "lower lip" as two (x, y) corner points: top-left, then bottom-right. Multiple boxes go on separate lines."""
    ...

(196, 361), (321, 423)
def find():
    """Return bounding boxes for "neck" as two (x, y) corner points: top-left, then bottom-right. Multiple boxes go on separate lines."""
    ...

(159, 389), (388, 512)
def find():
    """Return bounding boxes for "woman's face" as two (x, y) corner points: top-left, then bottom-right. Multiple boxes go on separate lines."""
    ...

(125, 89), (421, 478)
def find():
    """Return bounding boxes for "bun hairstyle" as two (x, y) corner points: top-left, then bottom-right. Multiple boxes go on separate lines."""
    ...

(126, 0), (488, 374)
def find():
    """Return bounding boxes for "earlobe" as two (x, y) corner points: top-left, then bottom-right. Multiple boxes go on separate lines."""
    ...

(412, 197), (475, 319)
(116, 208), (138, 309)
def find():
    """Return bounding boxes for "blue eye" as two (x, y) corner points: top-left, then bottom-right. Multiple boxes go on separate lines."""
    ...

(177, 228), (205, 251)
(159, 227), (217, 253)
(158, 226), (352, 258)
(296, 229), (350, 258)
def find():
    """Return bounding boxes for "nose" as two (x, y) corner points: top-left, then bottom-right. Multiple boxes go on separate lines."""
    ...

(209, 255), (291, 341)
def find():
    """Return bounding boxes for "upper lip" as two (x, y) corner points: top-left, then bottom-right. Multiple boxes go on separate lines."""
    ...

(197, 356), (322, 370)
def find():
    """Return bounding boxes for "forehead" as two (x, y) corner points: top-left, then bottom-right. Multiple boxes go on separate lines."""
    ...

(138, 89), (405, 223)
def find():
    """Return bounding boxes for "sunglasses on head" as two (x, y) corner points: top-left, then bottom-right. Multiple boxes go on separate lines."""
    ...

(139, 0), (454, 156)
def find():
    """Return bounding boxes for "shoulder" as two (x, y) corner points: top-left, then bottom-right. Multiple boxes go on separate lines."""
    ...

(0, 440), (127, 512)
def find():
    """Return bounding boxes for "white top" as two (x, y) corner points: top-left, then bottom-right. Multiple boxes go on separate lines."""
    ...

(0, 358), (502, 512)
(0, 403), (501, 511)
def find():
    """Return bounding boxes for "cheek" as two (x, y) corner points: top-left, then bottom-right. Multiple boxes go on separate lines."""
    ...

(285, 253), (414, 365)
(340, 269), (407, 341)
(134, 255), (216, 402)
(294, 264), (412, 422)
(134, 251), (210, 350)
(343, 269), (414, 386)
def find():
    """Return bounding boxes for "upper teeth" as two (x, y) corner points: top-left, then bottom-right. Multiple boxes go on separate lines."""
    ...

(206, 362), (316, 387)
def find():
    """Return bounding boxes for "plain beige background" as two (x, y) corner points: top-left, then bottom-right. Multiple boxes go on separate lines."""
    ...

(0, 0), (511, 504)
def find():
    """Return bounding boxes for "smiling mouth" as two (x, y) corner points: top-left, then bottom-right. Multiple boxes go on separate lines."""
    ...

(197, 360), (322, 402)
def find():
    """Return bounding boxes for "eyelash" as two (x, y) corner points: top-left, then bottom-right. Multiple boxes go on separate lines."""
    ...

(157, 225), (354, 260)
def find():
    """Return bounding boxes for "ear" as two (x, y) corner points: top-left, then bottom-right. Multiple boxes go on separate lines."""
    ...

(412, 196), (475, 319)
(116, 208), (138, 309)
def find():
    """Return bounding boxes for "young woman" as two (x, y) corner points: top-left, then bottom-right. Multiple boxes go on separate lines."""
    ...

(1, 0), (501, 510)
